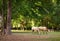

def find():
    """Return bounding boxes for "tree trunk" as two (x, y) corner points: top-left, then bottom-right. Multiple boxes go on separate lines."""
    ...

(6, 0), (12, 35)
(0, 0), (6, 35)
(1, 9), (5, 35)
(0, 10), (3, 35)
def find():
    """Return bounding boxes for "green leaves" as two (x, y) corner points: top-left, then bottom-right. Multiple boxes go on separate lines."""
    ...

(0, 0), (59, 29)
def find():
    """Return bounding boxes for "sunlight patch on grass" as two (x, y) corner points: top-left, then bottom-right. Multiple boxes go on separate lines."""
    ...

(11, 30), (32, 32)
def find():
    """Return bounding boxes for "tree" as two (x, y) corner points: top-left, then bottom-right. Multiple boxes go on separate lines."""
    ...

(6, 0), (12, 35)
(0, 0), (7, 35)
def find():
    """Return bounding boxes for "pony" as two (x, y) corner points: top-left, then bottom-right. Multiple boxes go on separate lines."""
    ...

(39, 26), (48, 34)
(31, 26), (49, 34)
(32, 26), (39, 32)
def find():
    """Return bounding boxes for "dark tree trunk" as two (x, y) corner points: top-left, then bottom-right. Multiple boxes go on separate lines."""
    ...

(0, 9), (3, 35)
(6, 0), (12, 35)
(0, 0), (6, 35)
(1, 8), (5, 35)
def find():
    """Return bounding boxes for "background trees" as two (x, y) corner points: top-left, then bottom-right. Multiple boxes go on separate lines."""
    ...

(11, 0), (60, 30)
(0, 0), (60, 35)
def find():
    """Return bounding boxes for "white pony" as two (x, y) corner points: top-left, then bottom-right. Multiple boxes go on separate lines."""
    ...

(39, 26), (48, 34)
(32, 26), (48, 34)
(39, 26), (48, 31)
(32, 26), (39, 32)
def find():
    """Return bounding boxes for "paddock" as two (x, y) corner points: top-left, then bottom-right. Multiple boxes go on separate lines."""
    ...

(0, 30), (60, 41)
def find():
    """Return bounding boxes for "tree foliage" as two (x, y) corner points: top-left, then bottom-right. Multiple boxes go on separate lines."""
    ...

(0, 0), (60, 31)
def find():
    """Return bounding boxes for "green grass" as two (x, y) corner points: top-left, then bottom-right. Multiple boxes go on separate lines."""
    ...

(33, 37), (60, 41)
(11, 30), (60, 33)
(11, 30), (60, 41)
(11, 30), (32, 33)
(47, 37), (60, 41)
(11, 30), (60, 34)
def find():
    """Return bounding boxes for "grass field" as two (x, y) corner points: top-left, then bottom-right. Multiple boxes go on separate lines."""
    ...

(0, 30), (60, 41)
(11, 30), (60, 41)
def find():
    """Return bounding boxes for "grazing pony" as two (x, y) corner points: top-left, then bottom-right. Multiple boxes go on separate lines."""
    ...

(32, 26), (39, 32)
(39, 26), (48, 34)
(31, 26), (48, 34)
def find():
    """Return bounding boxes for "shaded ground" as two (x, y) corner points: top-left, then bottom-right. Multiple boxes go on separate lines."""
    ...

(0, 32), (60, 41)
(0, 35), (48, 41)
